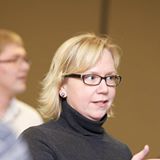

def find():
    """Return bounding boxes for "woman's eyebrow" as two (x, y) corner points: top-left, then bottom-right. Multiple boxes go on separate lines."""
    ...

(83, 71), (117, 75)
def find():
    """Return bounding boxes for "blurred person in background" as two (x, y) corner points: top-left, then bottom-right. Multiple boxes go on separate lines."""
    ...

(0, 122), (32, 160)
(0, 29), (43, 136)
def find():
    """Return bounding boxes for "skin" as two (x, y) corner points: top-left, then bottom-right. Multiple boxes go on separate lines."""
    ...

(0, 44), (30, 115)
(62, 49), (117, 121)
(132, 145), (160, 160)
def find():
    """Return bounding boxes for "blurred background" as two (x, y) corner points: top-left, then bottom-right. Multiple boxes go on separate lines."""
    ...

(0, 0), (160, 157)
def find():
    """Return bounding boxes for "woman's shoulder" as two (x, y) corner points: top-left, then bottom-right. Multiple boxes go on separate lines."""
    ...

(20, 119), (61, 140)
(19, 121), (58, 159)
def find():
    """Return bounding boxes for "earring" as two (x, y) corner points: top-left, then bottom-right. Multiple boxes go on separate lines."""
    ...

(60, 92), (66, 98)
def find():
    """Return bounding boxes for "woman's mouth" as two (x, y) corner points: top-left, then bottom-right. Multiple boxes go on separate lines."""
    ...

(93, 100), (109, 107)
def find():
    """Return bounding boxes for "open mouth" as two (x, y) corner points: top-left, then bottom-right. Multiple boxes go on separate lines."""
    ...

(93, 100), (109, 107)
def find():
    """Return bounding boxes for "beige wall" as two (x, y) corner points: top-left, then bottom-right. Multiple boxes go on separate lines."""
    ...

(0, 0), (101, 105)
(0, 0), (160, 158)
(106, 0), (160, 157)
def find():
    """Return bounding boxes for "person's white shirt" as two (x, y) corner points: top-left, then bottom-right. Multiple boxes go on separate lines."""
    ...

(2, 98), (43, 136)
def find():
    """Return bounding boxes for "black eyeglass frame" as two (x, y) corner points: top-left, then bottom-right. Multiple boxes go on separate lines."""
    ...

(64, 73), (122, 87)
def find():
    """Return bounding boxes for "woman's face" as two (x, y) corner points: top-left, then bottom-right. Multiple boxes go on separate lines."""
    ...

(62, 49), (117, 121)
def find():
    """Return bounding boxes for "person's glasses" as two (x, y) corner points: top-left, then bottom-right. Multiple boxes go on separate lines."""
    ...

(65, 74), (122, 87)
(0, 56), (31, 65)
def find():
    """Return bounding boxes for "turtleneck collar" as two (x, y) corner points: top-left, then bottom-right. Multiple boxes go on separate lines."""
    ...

(60, 100), (107, 136)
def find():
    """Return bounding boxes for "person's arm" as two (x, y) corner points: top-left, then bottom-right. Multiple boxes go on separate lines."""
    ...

(132, 145), (160, 160)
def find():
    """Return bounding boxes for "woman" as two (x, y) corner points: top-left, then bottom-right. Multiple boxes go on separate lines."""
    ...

(21, 33), (158, 160)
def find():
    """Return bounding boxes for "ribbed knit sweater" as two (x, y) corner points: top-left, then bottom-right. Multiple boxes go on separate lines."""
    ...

(21, 100), (132, 160)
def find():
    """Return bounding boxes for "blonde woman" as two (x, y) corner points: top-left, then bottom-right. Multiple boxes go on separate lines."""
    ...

(21, 33), (159, 160)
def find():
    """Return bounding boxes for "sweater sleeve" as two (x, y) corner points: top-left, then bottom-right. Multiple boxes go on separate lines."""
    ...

(20, 127), (56, 160)
(124, 144), (133, 159)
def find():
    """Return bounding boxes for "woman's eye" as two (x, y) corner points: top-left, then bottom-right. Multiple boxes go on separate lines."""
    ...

(108, 76), (114, 80)
(108, 75), (115, 80)
(108, 75), (119, 82)
(85, 75), (97, 81)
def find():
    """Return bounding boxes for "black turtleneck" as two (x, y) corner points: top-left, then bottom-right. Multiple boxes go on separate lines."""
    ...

(21, 100), (132, 160)
(60, 100), (107, 136)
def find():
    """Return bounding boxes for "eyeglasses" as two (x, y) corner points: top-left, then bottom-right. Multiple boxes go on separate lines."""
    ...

(0, 57), (31, 65)
(65, 74), (122, 87)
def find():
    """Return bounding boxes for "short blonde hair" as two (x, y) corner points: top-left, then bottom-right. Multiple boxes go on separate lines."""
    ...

(0, 29), (23, 54)
(39, 33), (121, 120)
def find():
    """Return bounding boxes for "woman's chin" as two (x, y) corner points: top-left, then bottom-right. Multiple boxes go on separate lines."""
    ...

(88, 112), (106, 121)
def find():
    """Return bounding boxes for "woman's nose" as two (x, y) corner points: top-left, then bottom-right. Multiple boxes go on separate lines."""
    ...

(96, 79), (109, 94)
